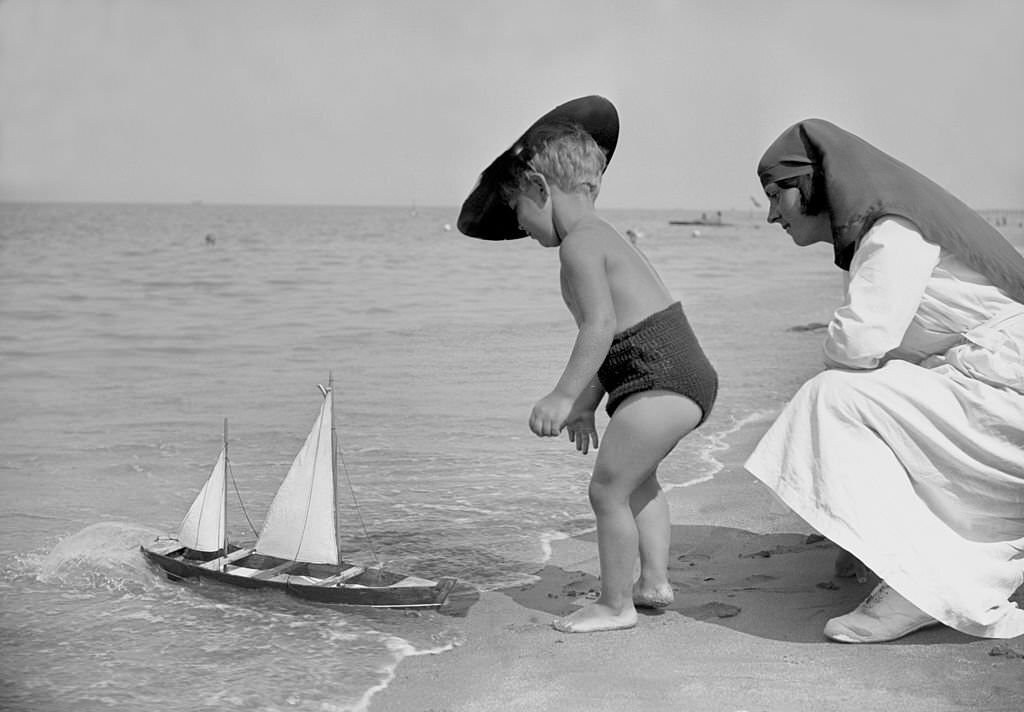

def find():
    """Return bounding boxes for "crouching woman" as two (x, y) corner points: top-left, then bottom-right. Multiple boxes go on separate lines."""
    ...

(745, 118), (1024, 643)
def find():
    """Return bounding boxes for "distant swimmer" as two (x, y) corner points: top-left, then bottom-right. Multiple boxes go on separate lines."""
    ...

(204, 233), (216, 245)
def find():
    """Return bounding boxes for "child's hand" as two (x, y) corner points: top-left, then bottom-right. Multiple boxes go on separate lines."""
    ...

(529, 391), (574, 438)
(565, 407), (599, 454)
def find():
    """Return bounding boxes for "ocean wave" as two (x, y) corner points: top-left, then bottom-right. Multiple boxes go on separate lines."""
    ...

(538, 529), (573, 562)
(665, 408), (780, 493)
(517, 409), (783, 578)
(34, 521), (162, 593)
(353, 635), (460, 712)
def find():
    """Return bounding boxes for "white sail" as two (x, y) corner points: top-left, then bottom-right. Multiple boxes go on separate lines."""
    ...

(177, 449), (227, 553)
(255, 389), (338, 565)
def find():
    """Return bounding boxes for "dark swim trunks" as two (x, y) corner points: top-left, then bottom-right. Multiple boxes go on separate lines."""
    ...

(597, 301), (717, 425)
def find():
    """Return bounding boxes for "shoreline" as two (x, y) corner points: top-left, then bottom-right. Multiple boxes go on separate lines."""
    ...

(525, 410), (782, 581)
(369, 417), (1024, 712)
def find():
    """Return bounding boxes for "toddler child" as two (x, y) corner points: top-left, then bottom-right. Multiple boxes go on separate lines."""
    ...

(458, 96), (717, 632)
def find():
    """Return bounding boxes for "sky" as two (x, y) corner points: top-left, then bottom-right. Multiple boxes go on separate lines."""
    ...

(1, 0), (1022, 210)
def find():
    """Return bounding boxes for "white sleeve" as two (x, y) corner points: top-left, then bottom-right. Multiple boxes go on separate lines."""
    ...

(823, 217), (941, 369)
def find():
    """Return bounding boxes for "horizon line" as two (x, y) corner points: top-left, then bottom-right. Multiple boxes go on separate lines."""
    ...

(2, 199), (1023, 213)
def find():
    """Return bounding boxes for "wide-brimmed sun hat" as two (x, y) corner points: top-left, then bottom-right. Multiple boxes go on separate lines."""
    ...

(457, 95), (619, 240)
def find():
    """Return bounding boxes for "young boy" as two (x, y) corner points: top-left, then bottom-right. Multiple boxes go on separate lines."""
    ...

(458, 96), (717, 633)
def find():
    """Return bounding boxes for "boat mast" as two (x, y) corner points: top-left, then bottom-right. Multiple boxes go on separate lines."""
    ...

(329, 373), (341, 565)
(222, 417), (229, 569)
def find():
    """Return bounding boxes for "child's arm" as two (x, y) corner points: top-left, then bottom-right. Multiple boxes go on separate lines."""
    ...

(573, 374), (605, 412)
(565, 375), (604, 454)
(529, 235), (616, 437)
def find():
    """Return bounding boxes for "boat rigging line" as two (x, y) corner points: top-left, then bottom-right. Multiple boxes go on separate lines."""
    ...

(339, 449), (380, 567)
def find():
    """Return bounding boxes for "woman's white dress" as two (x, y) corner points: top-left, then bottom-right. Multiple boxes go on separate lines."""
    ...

(745, 217), (1024, 638)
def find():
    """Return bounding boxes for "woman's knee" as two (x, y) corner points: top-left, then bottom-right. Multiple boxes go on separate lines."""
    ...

(798, 369), (875, 412)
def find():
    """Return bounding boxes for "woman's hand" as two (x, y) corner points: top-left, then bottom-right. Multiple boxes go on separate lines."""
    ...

(834, 548), (869, 583)
(529, 391), (574, 438)
(565, 405), (599, 454)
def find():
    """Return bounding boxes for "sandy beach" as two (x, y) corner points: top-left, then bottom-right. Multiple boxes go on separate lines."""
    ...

(371, 422), (1024, 712)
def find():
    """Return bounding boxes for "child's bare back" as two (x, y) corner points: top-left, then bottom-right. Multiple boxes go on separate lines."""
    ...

(559, 214), (674, 333)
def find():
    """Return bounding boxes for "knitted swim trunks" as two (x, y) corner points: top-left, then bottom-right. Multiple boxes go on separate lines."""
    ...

(597, 301), (718, 425)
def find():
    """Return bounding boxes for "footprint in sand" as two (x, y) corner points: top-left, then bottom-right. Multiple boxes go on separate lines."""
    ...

(681, 601), (742, 620)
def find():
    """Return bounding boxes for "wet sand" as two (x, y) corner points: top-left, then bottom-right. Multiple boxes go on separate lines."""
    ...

(370, 421), (1024, 712)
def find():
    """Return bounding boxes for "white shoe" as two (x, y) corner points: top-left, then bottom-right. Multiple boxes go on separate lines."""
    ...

(824, 582), (940, 643)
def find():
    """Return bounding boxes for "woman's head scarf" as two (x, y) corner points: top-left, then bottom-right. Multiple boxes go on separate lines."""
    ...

(757, 119), (1024, 304)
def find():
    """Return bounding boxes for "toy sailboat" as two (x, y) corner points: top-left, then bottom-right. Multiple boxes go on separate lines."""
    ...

(141, 377), (457, 608)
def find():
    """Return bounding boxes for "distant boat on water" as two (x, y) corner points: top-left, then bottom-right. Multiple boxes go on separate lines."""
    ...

(669, 211), (730, 227)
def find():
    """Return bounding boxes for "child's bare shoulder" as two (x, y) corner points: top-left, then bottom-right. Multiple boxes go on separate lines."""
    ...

(560, 218), (623, 260)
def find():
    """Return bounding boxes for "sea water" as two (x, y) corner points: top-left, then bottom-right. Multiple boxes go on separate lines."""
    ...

(2, 203), (1020, 711)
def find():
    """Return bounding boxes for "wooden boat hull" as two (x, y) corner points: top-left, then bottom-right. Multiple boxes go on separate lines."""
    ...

(141, 541), (457, 609)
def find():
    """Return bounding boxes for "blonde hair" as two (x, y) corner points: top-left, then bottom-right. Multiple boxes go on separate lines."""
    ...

(501, 121), (607, 204)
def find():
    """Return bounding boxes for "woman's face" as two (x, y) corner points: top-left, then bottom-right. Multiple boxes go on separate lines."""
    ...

(765, 184), (832, 247)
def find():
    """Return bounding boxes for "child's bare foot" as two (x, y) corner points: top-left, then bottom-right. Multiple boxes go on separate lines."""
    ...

(632, 581), (674, 609)
(553, 602), (637, 633)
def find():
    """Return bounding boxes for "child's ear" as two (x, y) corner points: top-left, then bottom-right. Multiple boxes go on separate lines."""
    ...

(524, 171), (549, 204)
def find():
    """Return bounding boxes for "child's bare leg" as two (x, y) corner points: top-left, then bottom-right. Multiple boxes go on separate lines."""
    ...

(631, 475), (675, 608)
(554, 391), (701, 633)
